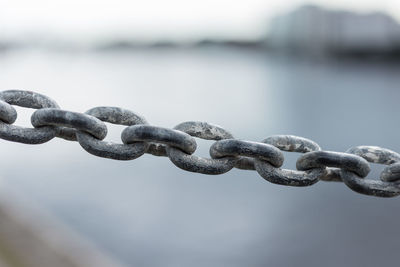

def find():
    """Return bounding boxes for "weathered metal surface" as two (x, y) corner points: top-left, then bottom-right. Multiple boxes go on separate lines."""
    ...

(84, 106), (148, 126)
(347, 146), (400, 165)
(122, 125), (197, 155)
(255, 135), (325, 186)
(0, 89), (400, 197)
(263, 135), (321, 152)
(340, 146), (400, 197)
(172, 121), (233, 140)
(255, 161), (325, 186)
(0, 90), (60, 110)
(167, 121), (236, 174)
(146, 143), (168, 157)
(210, 139), (284, 167)
(340, 171), (400, 197)
(0, 90), (59, 144)
(319, 168), (343, 182)
(381, 163), (400, 182)
(77, 107), (148, 160)
(233, 135), (321, 171)
(0, 101), (17, 124)
(55, 127), (79, 141)
(0, 123), (57, 144)
(234, 157), (256, 170)
(31, 108), (108, 140)
(296, 151), (371, 178)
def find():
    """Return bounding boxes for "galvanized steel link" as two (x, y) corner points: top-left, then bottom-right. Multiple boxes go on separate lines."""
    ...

(297, 150), (371, 178)
(340, 146), (400, 198)
(121, 125), (197, 155)
(167, 121), (237, 174)
(254, 135), (325, 187)
(348, 146), (400, 165)
(0, 101), (17, 124)
(0, 90), (60, 144)
(210, 139), (284, 167)
(348, 146), (400, 183)
(31, 108), (108, 140)
(0, 90), (60, 110)
(381, 163), (400, 182)
(76, 107), (149, 160)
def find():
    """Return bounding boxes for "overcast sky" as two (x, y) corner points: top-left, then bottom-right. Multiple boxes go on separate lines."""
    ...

(1, 0), (400, 41)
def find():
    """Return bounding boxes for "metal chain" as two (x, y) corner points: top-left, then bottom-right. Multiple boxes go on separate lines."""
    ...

(1, 90), (400, 198)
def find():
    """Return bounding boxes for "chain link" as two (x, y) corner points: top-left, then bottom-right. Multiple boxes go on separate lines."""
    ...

(76, 107), (148, 160)
(254, 135), (325, 187)
(167, 122), (237, 174)
(0, 91), (60, 144)
(340, 146), (400, 197)
(1, 89), (400, 198)
(122, 125), (197, 155)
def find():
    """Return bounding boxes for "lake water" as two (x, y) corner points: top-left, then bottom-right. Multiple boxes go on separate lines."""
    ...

(0, 47), (400, 267)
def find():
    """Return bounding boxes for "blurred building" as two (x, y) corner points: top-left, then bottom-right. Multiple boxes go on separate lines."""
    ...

(267, 5), (400, 57)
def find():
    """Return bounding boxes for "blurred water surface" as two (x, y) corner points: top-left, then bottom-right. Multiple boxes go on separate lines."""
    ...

(0, 48), (400, 267)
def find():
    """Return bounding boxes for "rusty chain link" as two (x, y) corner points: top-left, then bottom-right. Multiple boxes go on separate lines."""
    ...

(1, 90), (400, 198)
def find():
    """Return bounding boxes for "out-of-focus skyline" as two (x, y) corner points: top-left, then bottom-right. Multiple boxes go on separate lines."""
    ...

(1, 0), (400, 42)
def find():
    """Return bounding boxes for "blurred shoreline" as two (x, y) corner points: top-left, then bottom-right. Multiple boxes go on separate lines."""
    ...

(2, 40), (400, 64)
(2, 5), (400, 62)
